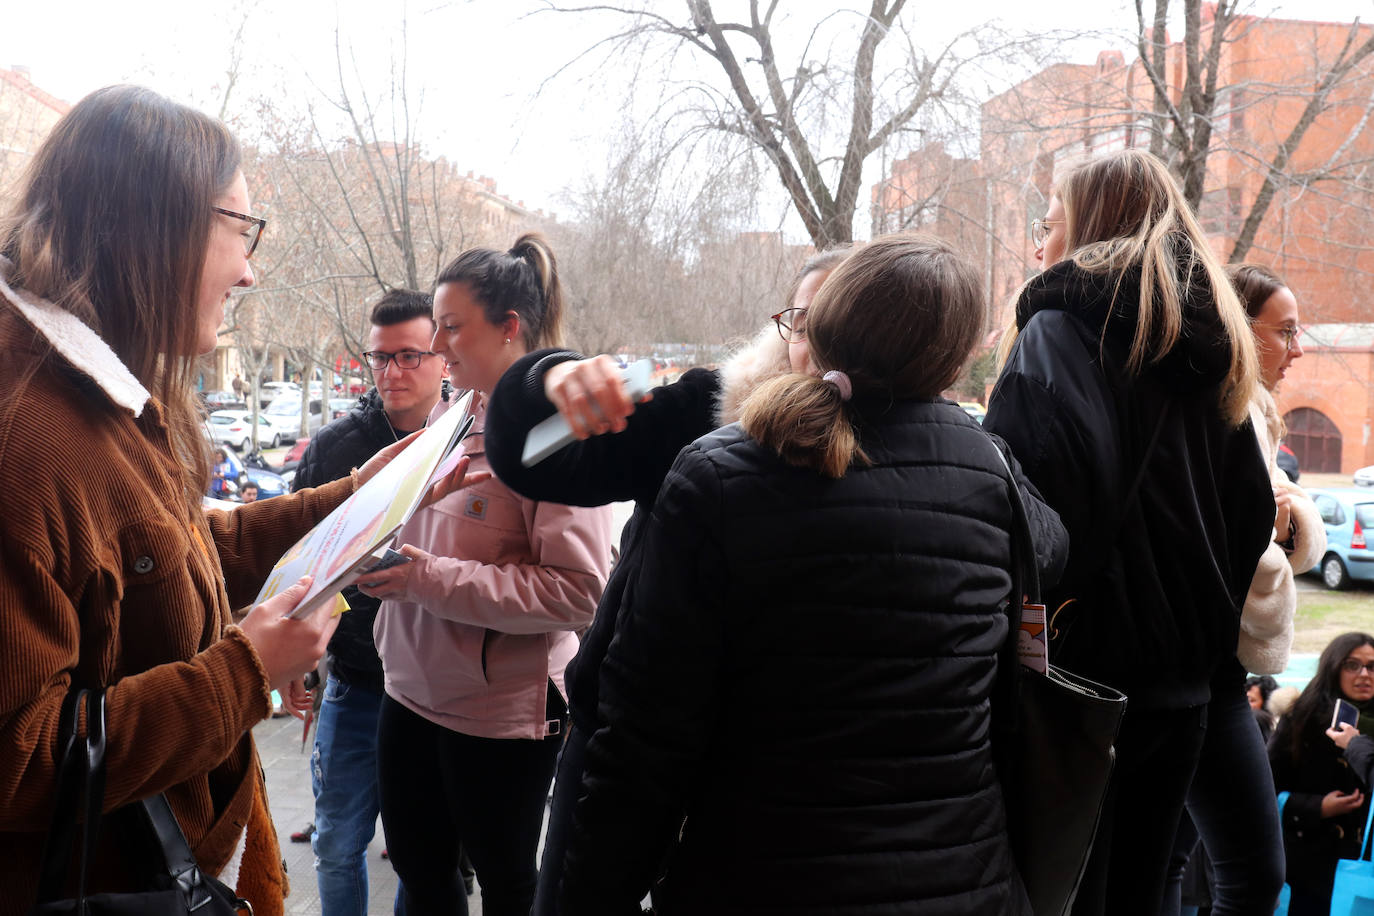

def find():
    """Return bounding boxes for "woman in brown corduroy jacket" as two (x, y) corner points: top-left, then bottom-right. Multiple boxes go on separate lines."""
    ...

(0, 86), (469, 915)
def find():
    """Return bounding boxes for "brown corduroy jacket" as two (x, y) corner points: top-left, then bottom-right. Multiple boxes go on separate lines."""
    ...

(0, 275), (354, 913)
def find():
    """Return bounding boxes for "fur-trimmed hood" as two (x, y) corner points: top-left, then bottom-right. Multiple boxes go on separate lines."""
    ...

(715, 324), (793, 426)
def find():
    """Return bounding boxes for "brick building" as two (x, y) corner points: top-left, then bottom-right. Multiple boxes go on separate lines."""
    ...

(0, 65), (69, 205)
(873, 7), (1374, 473)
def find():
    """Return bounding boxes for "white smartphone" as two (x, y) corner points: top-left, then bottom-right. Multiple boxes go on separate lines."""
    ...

(521, 359), (655, 467)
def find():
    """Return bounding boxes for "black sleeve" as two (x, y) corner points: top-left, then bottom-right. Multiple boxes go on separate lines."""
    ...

(985, 314), (1118, 587)
(291, 421), (347, 492)
(1346, 735), (1374, 790)
(990, 432), (1070, 590)
(485, 348), (723, 508)
(560, 444), (727, 914)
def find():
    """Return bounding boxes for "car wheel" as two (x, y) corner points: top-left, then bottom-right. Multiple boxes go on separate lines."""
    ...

(239, 438), (252, 453)
(271, 434), (281, 449)
(1322, 553), (1350, 590)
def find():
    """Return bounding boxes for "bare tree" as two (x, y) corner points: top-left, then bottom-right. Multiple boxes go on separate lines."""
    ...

(539, 1), (1055, 246)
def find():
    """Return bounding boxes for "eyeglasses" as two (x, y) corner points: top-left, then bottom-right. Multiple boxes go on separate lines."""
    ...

(1255, 323), (1303, 353)
(1030, 218), (1062, 248)
(771, 307), (807, 344)
(212, 206), (267, 258)
(362, 349), (437, 371)
(1342, 659), (1374, 675)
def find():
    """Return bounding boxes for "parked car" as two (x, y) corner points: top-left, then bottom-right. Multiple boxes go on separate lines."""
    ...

(207, 410), (286, 452)
(328, 397), (356, 420)
(263, 396), (323, 441)
(257, 380), (300, 409)
(1355, 465), (1374, 487)
(958, 401), (986, 424)
(1307, 487), (1374, 589)
(204, 446), (290, 500)
(1277, 442), (1300, 483)
(201, 389), (246, 411)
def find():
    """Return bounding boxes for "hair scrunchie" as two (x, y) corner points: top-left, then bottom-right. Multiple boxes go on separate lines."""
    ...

(822, 370), (852, 401)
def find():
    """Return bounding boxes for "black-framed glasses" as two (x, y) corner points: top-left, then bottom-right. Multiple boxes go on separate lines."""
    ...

(1341, 659), (1374, 675)
(771, 307), (807, 344)
(212, 206), (266, 258)
(362, 349), (437, 371)
(1030, 217), (1062, 247)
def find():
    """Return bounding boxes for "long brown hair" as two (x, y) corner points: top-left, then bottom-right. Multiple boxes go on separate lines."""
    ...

(740, 233), (985, 478)
(1283, 632), (1374, 759)
(1053, 150), (1257, 426)
(435, 232), (565, 349)
(2, 85), (242, 508)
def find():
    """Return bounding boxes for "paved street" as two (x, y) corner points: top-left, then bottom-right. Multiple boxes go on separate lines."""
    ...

(256, 714), (436, 915)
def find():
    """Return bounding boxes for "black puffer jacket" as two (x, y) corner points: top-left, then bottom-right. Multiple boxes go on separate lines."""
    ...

(559, 402), (1067, 915)
(985, 261), (1273, 708)
(292, 387), (406, 690)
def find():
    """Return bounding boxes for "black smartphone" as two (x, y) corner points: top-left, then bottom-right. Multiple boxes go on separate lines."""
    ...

(1333, 698), (1360, 730)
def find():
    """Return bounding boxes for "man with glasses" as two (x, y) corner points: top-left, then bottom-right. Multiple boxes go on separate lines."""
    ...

(292, 289), (449, 915)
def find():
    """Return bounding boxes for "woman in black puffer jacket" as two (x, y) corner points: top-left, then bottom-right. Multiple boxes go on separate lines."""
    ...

(557, 233), (1067, 915)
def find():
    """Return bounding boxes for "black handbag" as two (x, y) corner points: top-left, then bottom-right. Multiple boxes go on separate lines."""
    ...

(29, 688), (252, 915)
(990, 444), (1128, 916)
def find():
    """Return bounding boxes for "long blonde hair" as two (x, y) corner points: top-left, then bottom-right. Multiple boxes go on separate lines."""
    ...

(1006, 150), (1257, 426)
(740, 233), (985, 478)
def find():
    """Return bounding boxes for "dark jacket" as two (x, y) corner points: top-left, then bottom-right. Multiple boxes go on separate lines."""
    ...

(292, 387), (405, 690)
(984, 260), (1273, 708)
(485, 349), (723, 729)
(558, 403), (1067, 915)
(1271, 716), (1374, 898)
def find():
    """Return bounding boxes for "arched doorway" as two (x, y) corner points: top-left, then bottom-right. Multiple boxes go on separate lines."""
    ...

(1283, 407), (1342, 473)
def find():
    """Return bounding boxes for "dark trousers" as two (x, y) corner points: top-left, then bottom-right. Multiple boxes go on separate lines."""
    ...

(377, 694), (565, 916)
(1163, 682), (1285, 916)
(1071, 704), (1208, 916)
(533, 722), (590, 916)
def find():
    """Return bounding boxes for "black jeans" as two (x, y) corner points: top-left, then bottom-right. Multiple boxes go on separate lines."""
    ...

(1071, 703), (1208, 916)
(377, 692), (565, 916)
(532, 721), (589, 916)
(1162, 680), (1285, 916)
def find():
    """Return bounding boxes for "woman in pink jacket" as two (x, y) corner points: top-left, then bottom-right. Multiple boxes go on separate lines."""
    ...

(360, 233), (613, 916)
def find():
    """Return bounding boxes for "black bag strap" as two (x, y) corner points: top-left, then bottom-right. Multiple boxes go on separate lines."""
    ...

(35, 688), (248, 913)
(35, 688), (89, 901)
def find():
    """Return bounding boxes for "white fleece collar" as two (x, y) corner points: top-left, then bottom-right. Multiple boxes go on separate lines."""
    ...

(0, 259), (151, 417)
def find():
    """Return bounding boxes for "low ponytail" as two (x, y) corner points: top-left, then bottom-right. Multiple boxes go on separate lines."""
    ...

(739, 373), (867, 479)
(509, 233), (564, 348)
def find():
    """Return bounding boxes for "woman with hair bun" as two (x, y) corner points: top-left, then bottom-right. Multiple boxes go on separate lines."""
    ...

(558, 232), (1067, 915)
(358, 233), (613, 915)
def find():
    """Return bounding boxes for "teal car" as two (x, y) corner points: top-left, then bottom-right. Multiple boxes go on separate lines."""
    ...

(1308, 487), (1374, 589)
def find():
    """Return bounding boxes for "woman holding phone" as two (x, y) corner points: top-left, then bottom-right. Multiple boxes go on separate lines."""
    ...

(1270, 632), (1374, 914)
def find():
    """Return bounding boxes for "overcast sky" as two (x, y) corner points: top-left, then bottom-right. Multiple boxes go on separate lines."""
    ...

(6, 0), (1373, 234)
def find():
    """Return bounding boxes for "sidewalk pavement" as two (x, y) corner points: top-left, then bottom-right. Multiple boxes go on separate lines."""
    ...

(255, 715), (468, 915)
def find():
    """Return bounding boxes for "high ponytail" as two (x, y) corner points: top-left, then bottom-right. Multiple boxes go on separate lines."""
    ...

(509, 233), (564, 348)
(435, 231), (565, 349)
(740, 373), (865, 479)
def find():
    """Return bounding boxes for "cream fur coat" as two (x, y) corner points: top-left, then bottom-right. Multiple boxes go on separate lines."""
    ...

(1238, 387), (1325, 674)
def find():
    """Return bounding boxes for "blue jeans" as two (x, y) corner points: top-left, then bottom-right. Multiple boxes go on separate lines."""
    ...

(310, 676), (403, 916)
